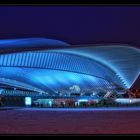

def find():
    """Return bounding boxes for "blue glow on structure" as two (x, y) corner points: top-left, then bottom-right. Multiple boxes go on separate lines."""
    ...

(29, 69), (106, 91)
(0, 38), (139, 94)
(59, 45), (140, 88)
(25, 97), (32, 106)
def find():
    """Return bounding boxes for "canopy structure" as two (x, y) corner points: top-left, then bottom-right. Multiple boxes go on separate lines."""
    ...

(0, 38), (139, 95)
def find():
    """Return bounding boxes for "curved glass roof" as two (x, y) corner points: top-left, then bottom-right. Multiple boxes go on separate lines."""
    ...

(59, 45), (140, 88)
(0, 38), (70, 53)
(0, 38), (139, 94)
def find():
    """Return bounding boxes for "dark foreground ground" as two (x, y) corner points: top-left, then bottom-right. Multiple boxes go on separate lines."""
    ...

(0, 107), (140, 135)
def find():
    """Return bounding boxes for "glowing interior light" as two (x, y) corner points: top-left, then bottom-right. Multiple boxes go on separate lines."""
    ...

(25, 97), (32, 106)
(48, 100), (52, 107)
(115, 99), (129, 104)
(78, 99), (88, 102)
(115, 98), (140, 104)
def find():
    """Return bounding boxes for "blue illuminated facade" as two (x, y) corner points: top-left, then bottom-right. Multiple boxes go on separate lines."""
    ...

(0, 38), (139, 95)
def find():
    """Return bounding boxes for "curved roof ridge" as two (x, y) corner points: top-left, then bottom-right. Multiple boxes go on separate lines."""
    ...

(0, 38), (70, 53)
(57, 45), (140, 88)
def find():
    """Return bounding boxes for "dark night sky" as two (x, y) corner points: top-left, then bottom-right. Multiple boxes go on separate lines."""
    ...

(0, 6), (140, 88)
